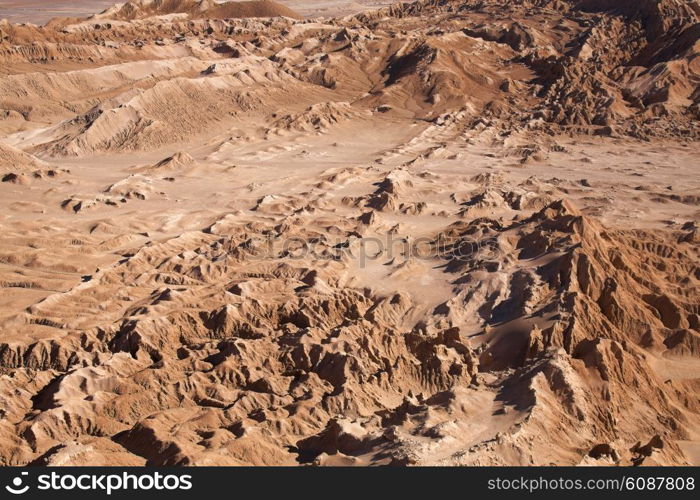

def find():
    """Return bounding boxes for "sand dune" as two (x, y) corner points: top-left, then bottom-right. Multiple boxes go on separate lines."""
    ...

(0, 0), (698, 466)
(94, 0), (303, 21)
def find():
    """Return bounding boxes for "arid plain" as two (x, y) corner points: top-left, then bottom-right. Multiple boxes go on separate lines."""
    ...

(0, 0), (698, 466)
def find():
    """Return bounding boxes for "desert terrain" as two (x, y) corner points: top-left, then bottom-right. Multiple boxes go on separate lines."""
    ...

(0, 0), (698, 466)
(0, 0), (396, 24)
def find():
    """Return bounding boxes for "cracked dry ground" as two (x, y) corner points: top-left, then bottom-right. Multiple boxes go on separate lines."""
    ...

(0, 0), (699, 465)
